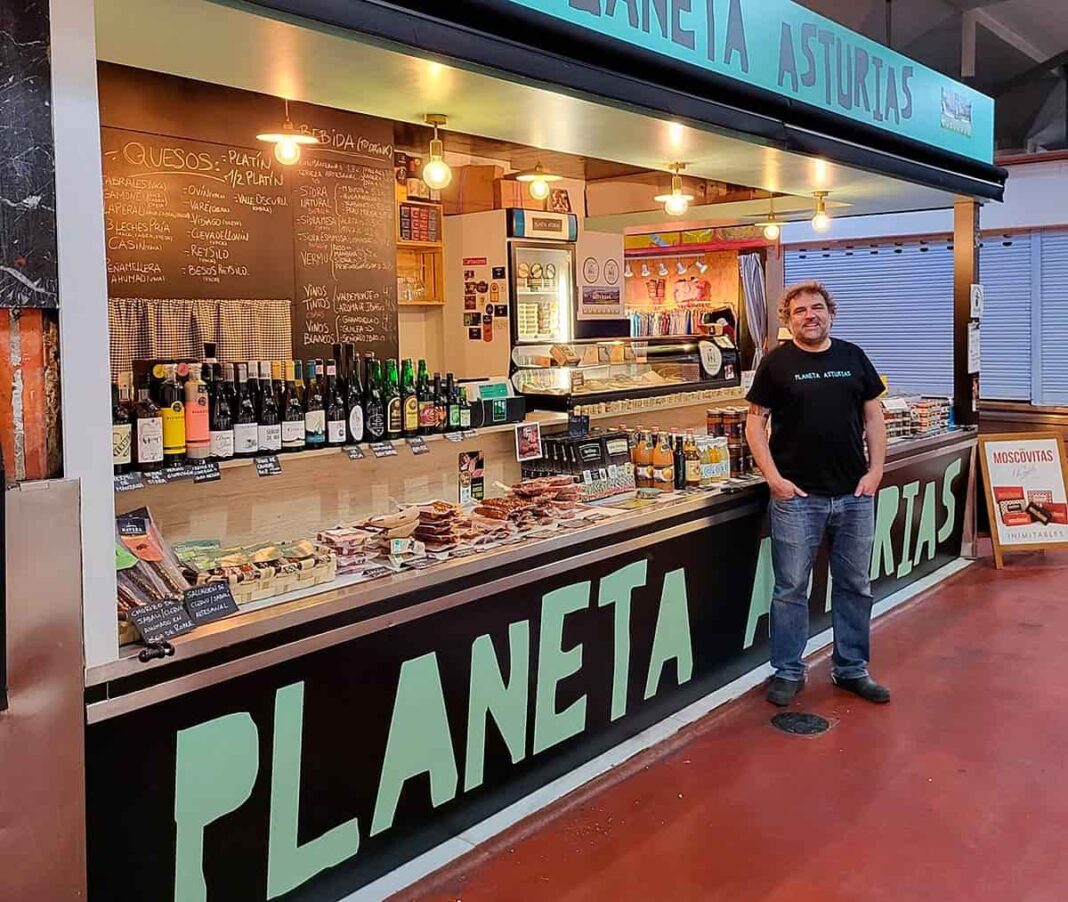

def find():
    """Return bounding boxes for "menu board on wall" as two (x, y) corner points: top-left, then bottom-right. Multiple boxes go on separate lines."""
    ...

(98, 63), (399, 362)
(101, 129), (292, 299)
(291, 152), (398, 361)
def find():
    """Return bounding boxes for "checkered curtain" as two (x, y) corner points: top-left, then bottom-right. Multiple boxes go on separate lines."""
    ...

(109, 298), (292, 376)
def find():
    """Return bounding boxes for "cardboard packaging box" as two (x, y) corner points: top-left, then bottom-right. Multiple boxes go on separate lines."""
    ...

(440, 165), (505, 215)
(494, 178), (545, 211)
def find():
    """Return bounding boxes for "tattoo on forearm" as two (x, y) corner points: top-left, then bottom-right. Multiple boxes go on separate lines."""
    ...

(748, 405), (770, 420)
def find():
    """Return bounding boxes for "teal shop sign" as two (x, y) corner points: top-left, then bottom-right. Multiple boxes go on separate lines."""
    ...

(502, 0), (994, 164)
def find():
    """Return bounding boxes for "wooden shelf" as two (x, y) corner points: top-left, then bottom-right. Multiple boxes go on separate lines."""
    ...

(398, 299), (445, 307)
(397, 240), (443, 250)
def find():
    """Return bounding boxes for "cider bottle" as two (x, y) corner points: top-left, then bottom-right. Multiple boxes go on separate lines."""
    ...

(632, 431), (653, 489)
(651, 430), (674, 489)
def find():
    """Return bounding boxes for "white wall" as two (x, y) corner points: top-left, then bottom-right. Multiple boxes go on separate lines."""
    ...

(781, 159), (1068, 245)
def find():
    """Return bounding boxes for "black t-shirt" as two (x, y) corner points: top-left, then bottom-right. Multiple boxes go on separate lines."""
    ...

(746, 339), (884, 496)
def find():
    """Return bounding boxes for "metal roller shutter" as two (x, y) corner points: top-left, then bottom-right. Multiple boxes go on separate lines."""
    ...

(785, 239), (953, 396)
(978, 234), (1032, 402)
(1039, 230), (1068, 406)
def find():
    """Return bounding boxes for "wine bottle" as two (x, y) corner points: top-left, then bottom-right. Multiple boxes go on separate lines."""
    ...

(160, 364), (187, 466)
(304, 359), (326, 448)
(184, 364), (211, 461)
(234, 363), (259, 458)
(445, 373), (460, 433)
(385, 359), (402, 440)
(209, 363), (234, 461)
(432, 373), (447, 434)
(258, 360), (282, 454)
(133, 379), (164, 473)
(112, 381), (132, 475)
(282, 360), (306, 453)
(459, 386), (472, 430)
(326, 358), (347, 446)
(364, 358), (387, 443)
(417, 359), (434, 436)
(401, 358), (419, 438)
(246, 359), (261, 419)
(346, 348), (365, 445)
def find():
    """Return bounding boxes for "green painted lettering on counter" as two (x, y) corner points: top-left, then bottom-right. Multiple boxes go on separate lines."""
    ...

(913, 481), (938, 566)
(465, 622), (530, 792)
(870, 484), (900, 580)
(534, 582), (590, 754)
(939, 457), (962, 543)
(644, 569), (694, 699)
(744, 537), (774, 649)
(598, 560), (647, 720)
(371, 653), (458, 836)
(174, 713), (259, 902)
(895, 481), (921, 579)
(268, 683), (360, 899)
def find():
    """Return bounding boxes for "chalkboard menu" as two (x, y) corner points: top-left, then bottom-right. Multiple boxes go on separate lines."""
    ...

(99, 64), (399, 362)
(291, 153), (398, 360)
(101, 129), (292, 299)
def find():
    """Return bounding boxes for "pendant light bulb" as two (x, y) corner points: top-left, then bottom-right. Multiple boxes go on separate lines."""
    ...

(257, 98), (319, 166)
(274, 138), (302, 166)
(654, 164), (694, 217)
(811, 191), (831, 232)
(763, 222), (781, 241)
(529, 178), (551, 201)
(421, 115), (453, 190)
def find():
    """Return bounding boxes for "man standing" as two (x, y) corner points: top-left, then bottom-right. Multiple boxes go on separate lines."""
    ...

(745, 281), (890, 707)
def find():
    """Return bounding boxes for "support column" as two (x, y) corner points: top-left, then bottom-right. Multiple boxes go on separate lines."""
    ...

(953, 199), (980, 427)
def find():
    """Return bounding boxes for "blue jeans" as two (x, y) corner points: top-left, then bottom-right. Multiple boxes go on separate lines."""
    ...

(768, 493), (875, 682)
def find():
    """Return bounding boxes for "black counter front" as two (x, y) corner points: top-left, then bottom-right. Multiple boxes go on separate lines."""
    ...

(85, 431), (976, 902)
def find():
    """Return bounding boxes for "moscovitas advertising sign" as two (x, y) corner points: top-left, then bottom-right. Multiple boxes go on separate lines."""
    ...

(505, 0), (994, 163)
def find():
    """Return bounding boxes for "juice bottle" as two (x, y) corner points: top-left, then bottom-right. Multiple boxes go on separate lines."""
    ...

(651, 431), (674, 489)
(632, 431), (652, 489)
(699, 438), (715, 488)
(684, 429), (701, 488)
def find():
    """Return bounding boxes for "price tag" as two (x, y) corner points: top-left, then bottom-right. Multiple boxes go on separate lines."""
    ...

(561, 518), (587, 529)
(582, 469), (593, 484)
(182, 582), (239, 625)
(405, 557), (433, 570)
(444, 432), (463, 443)
(345, 445), (366, 461)
(462, 429), (479, 439)
(362, 566), (393, 580)
(129, 601), (195, 644)
(114, 471), (144, 493)
(191, 460), (221, 484)
(255, 455), (283, 477)
(370, 441), (397, 458)
(142, 471), (168, 486)
(407, 437), (430, 455)
(568, 414), (590, 437)
(117, 516), (147, 537)
(450, 547), (476, 558)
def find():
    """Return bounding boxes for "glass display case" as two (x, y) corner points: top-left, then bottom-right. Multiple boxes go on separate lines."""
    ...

(511, 335), (741, 410)
(510, 241), (576, 344)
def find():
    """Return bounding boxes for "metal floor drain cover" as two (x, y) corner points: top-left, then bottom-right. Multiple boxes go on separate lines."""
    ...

(771, 712), (830, 735)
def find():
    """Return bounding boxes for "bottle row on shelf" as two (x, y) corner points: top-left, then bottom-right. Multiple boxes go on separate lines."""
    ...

(112, 343), (477, 476)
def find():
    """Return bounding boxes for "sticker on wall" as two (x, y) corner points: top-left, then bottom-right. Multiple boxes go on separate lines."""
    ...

(463, 312), (480, 327)
(492, 266), (505, 279)
(484, 303), (494, 316)
(458, 450), (485, 503)
(463, 257), (487, 267)
(603, 259), (620, 285)
(464, 296), (476, 310)
(582, 257), (600, 283)
(494, 304), (508, 318)
(490, 283), (500, 302)
(468, 326), (482, 340)
(476, 280), (489, 293)
(483, 320), (493, 342)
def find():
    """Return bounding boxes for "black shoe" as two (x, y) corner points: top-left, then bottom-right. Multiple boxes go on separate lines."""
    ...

(832, 674), (891, 704)
(766, 676), (805, 707)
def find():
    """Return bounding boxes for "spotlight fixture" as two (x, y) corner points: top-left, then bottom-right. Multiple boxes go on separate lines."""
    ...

(760, 197), (781, 242)
(515, 162), (562, 201)
(657, 261), (669, 277)
(695, 260), (708, 274)
(676, 259), (689, 275)
(421, 114), (453, 190)
(654, 163), (693, 217)
(640, 262), (651, 278)
(624, 262), (634, 279)
(256, 98), (319, 166)
(811, 191), (831, 233)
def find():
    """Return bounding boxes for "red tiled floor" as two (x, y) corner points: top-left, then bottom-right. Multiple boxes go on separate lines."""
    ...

(399, 551), (1068, 902)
